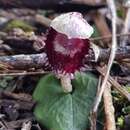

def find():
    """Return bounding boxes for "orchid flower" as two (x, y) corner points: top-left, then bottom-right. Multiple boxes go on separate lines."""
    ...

(45, 12), (94, 92)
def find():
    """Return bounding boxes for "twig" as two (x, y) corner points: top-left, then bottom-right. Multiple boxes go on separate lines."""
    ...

(90, 0), (111, 44)
(0, 99), (35, 110)
(6, 118), (33, 129)
(93, 0), (117, 113)
(35, 14), (51, 27)
(114, 76), (130, 84)
(2, 32), (130, 48)
(121, 3), (130, 47)
(0, 53), (47, 70)
(0, 45), (130, 71)
(1, 91), (33, 102)
(21, 121), (32, 130)
(96, 66), (130, 101)
(3, 35), (46, 53)
(0, 70), (49, 76)
(97, 46), (130, 62)
(90, 76), (102, 130)
(90, 32), (130, 41)
(103, 82), (116, 130)
(0, 0), (106, 11)
(3, 32), (130, 48)
(92, 12), (111, 44)
(72, 0), (101, 5)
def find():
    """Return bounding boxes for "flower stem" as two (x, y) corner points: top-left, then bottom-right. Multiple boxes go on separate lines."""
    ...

(60, 75), (72, 93)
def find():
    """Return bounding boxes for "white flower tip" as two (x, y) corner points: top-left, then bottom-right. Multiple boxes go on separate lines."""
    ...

(50, 12), (94, 39)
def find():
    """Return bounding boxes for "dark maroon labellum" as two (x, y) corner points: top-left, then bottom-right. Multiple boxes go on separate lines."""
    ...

(45, 27), (90, 74)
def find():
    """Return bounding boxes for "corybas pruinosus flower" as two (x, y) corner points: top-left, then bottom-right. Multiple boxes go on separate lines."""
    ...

(45, 12), (94, 93)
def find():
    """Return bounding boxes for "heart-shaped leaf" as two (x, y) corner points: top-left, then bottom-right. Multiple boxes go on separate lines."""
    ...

(33, 72), (98, 130)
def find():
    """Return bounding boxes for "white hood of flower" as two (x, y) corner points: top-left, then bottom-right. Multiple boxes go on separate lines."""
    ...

(50, 12), (94, 39)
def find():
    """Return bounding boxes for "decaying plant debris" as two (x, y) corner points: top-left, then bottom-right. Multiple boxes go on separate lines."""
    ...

(0, 0), (130, 130)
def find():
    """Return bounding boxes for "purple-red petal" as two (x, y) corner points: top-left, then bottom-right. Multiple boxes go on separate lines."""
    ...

(45, 28), (90, 74)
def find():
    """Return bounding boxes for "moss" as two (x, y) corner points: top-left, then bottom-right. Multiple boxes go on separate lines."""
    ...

(4, 19), (35, 32)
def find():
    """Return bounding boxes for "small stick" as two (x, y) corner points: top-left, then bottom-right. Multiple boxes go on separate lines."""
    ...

(121, 3), (130, 47)
(90, 0), (111, 44)
(93, 0), (117, 113)
(0, 53), (47, 70)
(92, 12), (111, 44)
(2, 91), (33, 102)
(0, 70), (49, 76)
(6, 118), (33, 129)
(103, 82), (116, 130)
(21, 121), (31, 130)
(0, 45), (129, 72)
(96, 66), (130, 101)
(90, 76), (102, 130)
(90, 32), (130, 41)
(35, 14), (51, 27)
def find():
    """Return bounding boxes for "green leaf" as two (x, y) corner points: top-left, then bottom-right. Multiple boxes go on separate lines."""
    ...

(33, 72), (98, 130)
